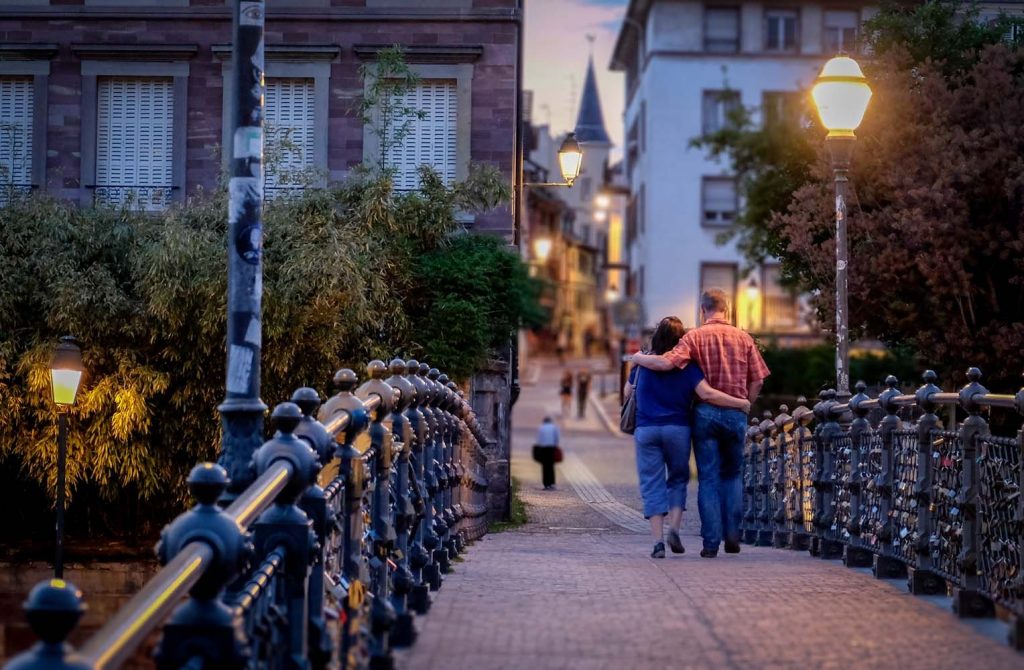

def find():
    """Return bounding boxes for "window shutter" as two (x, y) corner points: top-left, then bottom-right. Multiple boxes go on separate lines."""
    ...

(265, 77), (315, 199)
(386, 79), (458, 191)
(703, 178), (737, 225)
(96, 77), (174, 211)
(0, 77), (34, 202)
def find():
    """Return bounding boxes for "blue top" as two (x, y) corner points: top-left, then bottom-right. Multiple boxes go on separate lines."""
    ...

(629, 363), (705, 427)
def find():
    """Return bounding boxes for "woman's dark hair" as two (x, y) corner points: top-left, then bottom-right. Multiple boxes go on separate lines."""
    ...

(649, 316), (686, 355)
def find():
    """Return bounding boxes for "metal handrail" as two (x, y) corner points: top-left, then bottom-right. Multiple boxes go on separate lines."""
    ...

(77, 543), (214, 669)
(227, 461), (295, 528)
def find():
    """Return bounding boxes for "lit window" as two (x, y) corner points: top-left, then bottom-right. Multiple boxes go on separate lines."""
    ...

(763, 264), (799, 331)
(765, 9), (799, 52)
(700, 263), (738, 324)
(95, 77), (174, 211)
(702, 177), (737, 227)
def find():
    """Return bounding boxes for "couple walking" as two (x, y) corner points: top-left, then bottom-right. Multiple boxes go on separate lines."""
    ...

(626, 289), (770, 558)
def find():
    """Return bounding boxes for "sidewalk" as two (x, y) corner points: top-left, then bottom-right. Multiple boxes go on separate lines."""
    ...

(395, 358), (1023, 670)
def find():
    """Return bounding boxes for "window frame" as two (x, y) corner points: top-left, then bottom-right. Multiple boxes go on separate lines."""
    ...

(80, 60), (189, 208)
(823, 9), (859, 55)
(764, 8), (800, 53)
(0, 60), (48, 195)
(700, 176), (738, 229)
(702, 89), (741, 134)
(699, 262), (739, 325)
(704, 6), (741, 54)
(761, 262), (800, 332)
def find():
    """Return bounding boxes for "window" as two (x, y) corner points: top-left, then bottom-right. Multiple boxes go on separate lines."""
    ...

(701, 177), (737, 227)
(762, 91), (801, 127)
(264, 78), (315, 199)
(0, 77), (34, 203)
(386, 79), (458, 191)
(765, 9), (799, 52)
(95, 77), (174, 211)
(702, 90), (740, 134)
(824, 10), (859, 54)
(705, 7), (740, 53)
(762, 264), (799, 331)
(700, 263), (738, 323)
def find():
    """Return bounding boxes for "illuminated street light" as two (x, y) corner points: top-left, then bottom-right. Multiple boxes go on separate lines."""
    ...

(594, 193), (611, 209)
(533, 237), (553, 263)
(557, 133), (583, 186)
(49, 336), (84, 579)
(594, 210), (607, 222)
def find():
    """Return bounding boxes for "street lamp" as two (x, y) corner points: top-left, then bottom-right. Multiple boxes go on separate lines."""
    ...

(745, 277), (760, 332)
(593, 209), (607, 223)
(811, 55), (871, 399)
(524, 133), (584, 187)
(605, 283), (621, 303)
(594, 193), (611, 209)
(533, 237), (553, 263)
(49, 336), (83, 579)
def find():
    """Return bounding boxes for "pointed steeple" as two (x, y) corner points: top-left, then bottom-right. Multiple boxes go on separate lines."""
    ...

(574, 55), (611, 145)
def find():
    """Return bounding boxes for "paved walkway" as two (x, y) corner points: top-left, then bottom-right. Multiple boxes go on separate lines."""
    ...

(397, 358), (1023, 670)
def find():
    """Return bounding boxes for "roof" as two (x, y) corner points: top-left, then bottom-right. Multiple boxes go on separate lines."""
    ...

(610, 0), (650, 71)
(574, 56), (611, 145)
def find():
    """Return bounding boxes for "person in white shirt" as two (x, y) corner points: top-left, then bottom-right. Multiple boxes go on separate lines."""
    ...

(534, 416), (560, 490)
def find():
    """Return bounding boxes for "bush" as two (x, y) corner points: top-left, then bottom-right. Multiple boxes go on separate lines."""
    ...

(0, 166), (532, 541)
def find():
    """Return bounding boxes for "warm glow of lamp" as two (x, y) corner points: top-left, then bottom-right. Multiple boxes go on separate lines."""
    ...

(50, 336), (83, 408)
(594, 193), (611, 209)
(533, 237), (553, 262)
(605, 284), (621, 302)
(811, 56), (872, 138)
(557, 133), (583, 186)
(746, 278), (760, 302)
(594, 210), (607, 222)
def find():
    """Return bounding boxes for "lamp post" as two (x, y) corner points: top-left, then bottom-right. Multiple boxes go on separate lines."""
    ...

(811, 55), (872, 399)
(50, 336), (83, 579)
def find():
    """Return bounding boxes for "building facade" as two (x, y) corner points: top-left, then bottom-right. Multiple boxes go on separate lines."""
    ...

(611, 0), (875, 337)
(0, 0), (519, 236)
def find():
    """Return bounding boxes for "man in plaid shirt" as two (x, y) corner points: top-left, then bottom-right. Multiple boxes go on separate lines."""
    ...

(632, 288), (770, 557)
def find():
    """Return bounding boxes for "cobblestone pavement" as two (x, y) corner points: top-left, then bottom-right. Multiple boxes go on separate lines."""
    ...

(396, 358), (1023, 670)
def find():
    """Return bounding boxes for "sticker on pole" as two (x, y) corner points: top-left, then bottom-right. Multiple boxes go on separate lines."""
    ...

(233, 126), (263, 160)
(347, 579), (366, 609)
(239, 2), (263, 25)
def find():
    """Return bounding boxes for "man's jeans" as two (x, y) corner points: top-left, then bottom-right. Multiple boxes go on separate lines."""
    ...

(693, 404), (748, 551)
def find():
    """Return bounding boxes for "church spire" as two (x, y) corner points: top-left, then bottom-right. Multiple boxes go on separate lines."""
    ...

(574, 53), (611, 145)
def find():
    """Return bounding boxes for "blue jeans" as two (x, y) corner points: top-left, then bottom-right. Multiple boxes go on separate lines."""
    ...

(692, 404), (748, 550)
(634, 424), (691, 519)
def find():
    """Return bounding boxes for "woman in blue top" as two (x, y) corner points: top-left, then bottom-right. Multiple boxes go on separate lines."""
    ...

(625, 316), (751, 558)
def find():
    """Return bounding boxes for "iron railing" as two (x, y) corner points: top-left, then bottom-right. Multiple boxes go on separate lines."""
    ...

(739, 368), (1024, 651)
(5, 359), (490, 670)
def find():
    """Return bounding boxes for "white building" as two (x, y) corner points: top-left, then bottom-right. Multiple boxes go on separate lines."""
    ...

(610, 0), (876, 337)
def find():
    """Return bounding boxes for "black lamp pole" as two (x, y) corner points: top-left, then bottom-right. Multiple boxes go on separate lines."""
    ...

(55, 410), (68, 578)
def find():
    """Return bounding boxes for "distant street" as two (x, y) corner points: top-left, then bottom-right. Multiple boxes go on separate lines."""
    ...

(396, 358), (1023, 670)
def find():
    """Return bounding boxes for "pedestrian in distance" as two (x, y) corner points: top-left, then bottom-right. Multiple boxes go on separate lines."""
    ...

(624, 316), (751, 558)
(559, 370), (573, 421)
(632, 289), (770, 558)
(533, 416), (560, 490)
(576, 368), (592, 419)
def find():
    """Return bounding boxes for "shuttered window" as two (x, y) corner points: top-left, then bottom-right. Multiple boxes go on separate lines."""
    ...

(385, 79), (458, 191)
(824, 10), (859, 54)
(0, 77), (34, 204)
(264, 77), (315, 199)
(96, 77), (174, 211)
(700, 263), (738, 324)
(705, 8), (740, 53)
(702, 177), (737, 227)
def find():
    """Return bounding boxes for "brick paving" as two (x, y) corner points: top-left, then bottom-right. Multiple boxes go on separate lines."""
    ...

(396, 358), (1023, 670)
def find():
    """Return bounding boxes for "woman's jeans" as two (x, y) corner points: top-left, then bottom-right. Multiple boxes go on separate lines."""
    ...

(634, 424), (691, 519)
(692, 404), (748, 551)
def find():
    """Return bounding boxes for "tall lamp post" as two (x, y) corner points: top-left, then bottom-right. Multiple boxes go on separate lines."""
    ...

(811, 56), (872, 399)
(50, 336), (84, 579)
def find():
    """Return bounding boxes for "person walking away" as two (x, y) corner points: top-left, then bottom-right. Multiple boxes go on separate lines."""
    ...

(576, 369), (592, 419)
(624, 317), (750, 558)
(632, 289), (770, 558)
(559, 370), (573, 421)
(535, 416), (560, 490)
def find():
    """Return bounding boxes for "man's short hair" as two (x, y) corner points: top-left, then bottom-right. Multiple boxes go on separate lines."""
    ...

(700, 288), (731, 314)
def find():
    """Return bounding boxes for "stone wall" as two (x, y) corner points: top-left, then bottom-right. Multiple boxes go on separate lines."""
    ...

(470, 356), (512, 522)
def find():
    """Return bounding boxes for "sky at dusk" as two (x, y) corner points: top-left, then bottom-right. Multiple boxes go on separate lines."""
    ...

(524, 0), (628, 151)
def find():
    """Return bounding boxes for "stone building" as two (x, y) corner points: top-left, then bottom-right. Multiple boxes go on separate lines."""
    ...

(0, 0), (523, 520)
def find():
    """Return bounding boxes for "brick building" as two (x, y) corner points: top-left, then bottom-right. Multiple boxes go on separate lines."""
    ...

(0, 0), (520, 237)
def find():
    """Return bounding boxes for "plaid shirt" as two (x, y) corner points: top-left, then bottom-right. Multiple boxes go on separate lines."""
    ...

(663, 317), (770, 400)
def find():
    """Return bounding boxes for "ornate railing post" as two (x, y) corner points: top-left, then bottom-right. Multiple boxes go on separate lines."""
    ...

(874, 375), (908, 579)
(427, 368), (453, 574)
(249, 403), (321, 670)
(952, 368), (996, 618)
(155, 464), (253, 669)
(356, 361), (397, 668)
(908, 370), (946, 595)
(755, 413), (776, 546)
(385, 359), (418, 647)
(403, 360), (433, 614)
(790, 400), (814, 551)
(772, 405), (792, 548)
(415, 363), (443, 591)
(444, 380), (464, 557)
(292, 387), (334, 669)
(5, 579), (90, 670)
(435, 374), (456, 562)
(844, 381), (874, 568)
(814, 390), (844, 559)
(741, 418), (760, 544)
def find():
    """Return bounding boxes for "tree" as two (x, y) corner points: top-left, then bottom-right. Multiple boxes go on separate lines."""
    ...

(694, 1), (1024, 388)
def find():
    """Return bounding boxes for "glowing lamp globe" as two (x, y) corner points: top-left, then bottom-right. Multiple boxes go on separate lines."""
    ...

(811, 56), (872, 138)
(50, 336), (83, 408)
(533, 237), (553, 263)
(557, 133), (583, 186)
